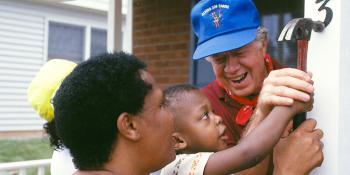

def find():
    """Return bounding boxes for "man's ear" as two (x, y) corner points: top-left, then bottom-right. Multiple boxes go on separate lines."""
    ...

(172, 132), (187, 151)
(117, 112), (141, 141)
(262, 38), (268, 56)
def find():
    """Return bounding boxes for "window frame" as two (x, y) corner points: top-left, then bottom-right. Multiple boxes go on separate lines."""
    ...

(44, 18), (107, 62)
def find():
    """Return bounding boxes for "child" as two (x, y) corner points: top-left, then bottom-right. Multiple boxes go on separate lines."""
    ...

(161, 84), (313, 175)
(27, 59), (77, 175)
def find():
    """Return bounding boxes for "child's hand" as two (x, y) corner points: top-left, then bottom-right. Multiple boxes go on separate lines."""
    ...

(290, 92), (314, 114)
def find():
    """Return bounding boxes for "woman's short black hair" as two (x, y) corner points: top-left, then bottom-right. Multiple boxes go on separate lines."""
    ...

(45, 52), (152, 169)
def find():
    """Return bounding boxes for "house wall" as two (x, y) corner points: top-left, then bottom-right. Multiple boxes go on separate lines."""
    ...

(132, 0), (191, 87)
(305, 0), (350, 174)
(0, 0), (107, 132)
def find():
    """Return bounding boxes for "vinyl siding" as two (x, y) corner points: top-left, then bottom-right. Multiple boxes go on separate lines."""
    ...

(0, 3), (45, 131)
(0, 0), (108, 132)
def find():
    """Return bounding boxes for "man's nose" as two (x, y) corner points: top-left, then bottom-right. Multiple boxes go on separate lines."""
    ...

(224, 55), (240, 73)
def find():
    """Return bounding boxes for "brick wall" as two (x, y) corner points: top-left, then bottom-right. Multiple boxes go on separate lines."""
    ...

(133, 0), (191, 87)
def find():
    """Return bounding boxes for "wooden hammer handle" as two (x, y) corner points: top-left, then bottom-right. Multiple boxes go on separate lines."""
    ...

(293, 40), (309, 129)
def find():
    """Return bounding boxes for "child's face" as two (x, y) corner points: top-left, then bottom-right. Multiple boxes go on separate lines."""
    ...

(177, 91), (230, 152)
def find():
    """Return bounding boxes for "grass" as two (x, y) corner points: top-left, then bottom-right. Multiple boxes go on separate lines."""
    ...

(0, 137), (53, 163)
(0, 137), (53, 175)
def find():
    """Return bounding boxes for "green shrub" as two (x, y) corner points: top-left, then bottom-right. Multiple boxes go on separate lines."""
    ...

(0, 138), (53, 175)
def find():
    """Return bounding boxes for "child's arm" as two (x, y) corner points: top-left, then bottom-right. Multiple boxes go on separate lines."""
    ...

(204, 101), (311, 175)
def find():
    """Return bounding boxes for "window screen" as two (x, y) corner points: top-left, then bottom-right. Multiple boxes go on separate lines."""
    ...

(48, 22), (85, 63)
(91, 28), (107, 57)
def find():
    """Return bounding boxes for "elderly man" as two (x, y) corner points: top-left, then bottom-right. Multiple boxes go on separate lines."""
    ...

(191, 0), (323, 174)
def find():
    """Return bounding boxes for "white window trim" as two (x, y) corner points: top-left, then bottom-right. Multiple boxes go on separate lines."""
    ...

(84, 25), (91, 61)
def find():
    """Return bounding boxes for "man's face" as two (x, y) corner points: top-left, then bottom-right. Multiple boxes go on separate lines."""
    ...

(176, 91), (229, 152)
(138, 71), (176, 170)
(208, 40), (268, 97)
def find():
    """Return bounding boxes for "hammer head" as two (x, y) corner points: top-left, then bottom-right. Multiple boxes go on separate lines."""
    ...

(278, 18), (325, 41)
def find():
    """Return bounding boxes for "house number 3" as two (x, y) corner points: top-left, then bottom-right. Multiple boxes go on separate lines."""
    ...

(316, 0), (333, 27)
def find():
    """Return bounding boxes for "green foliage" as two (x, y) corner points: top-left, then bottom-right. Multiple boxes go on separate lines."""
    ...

(0, 138), (53, 163)
(0, 138), (53, 175)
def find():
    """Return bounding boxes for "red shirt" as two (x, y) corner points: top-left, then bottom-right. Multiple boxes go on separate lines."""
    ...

(201, 58), (282, 146)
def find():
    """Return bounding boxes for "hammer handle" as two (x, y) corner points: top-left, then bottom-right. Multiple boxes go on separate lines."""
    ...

(293, 112), (307, 130)
(297, 40), (308, 71)
(293, 40), (309, 129)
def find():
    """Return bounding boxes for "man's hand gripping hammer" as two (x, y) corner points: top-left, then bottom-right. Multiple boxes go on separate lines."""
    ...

(278, 18), (325, 129)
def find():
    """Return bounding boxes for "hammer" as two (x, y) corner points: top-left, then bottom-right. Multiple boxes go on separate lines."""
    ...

(278, 18), (325, 129)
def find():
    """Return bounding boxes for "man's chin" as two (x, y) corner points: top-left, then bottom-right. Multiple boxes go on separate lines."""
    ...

(228, 88), (254, 97)
(218, 80), (256, 97)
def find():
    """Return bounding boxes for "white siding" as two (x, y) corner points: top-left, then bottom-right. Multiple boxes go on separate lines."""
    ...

(0, 0), (108, 132)
(0, 3), (45, 131)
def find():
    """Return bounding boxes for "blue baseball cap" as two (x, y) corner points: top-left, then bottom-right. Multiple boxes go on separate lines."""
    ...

(191, 0), (260, 60)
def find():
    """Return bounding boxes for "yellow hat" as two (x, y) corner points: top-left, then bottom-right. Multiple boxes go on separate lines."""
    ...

(27, 59), (77, 122)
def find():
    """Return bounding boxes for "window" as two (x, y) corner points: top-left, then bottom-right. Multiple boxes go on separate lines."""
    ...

(48, 22), (85, 63)
(90, 28), (107, 57)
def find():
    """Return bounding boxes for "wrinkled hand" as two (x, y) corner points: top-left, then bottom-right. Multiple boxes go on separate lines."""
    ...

(273, 119), (324, 175)
(256, 68), (314, 118)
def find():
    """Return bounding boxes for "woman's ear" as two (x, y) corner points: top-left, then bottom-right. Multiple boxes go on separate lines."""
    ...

(172, 132), (187, 151)
(117, 112), (141, 141)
